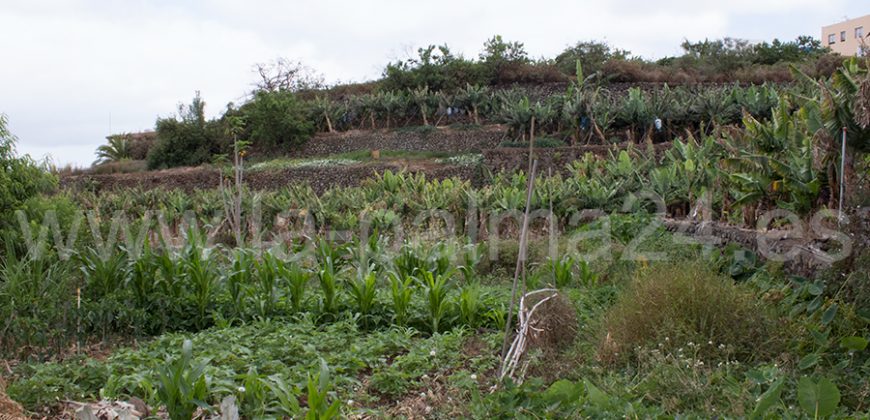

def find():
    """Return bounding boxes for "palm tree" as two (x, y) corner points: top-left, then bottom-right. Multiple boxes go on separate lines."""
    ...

(95, 135), (131, 165)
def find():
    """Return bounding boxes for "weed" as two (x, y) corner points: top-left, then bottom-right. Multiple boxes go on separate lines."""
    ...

(598, 262), (786, 364)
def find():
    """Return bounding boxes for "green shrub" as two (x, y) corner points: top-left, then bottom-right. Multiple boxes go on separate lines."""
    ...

(240, 90), (314, 151)
(598, 262), (787, 364)
(0, 114), (57, 229)
(147, 93), (227, 169)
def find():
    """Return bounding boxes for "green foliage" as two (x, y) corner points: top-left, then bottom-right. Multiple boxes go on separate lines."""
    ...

(382, 44), (485, 92)
(347, 269), (378, 327)
(152, 340), (210, 420)
(0, 114), (57, 228)
(797, 377), (841, 419)
(598, 262), (786, 363)
(458, 281), (482, 328)
(555, 40), (630, 77)
(388, 272), (414, 327)
(94, 135), (132, 165)
(241, 90), (314, 150)
(147, 93), (227, 169)
(419, 270), (452, 334)
(305, 359), (342, 419)
(317, 254), (341, 315)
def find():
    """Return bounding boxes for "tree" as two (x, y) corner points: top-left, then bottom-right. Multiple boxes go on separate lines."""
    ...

(381, 44), (484, 91)
(0, 114), (57, 227)
(94, 135), (132, 165)
(480, 35), (529, 84)
(253, 58), (325, 93)
(752, 36), (827, 65)
(241, 90), (314, 150)
(147, 92), (226, 169)
(554, 41), (630, 76)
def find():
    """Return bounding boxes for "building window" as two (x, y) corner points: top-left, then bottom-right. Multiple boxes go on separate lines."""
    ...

(841, 31), (846, 41)
(828, 33), (836, 44)
(857, 26), (865, 38)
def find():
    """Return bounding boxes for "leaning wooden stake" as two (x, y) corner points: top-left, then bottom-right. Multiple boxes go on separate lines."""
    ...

(499, 159), (538, 377)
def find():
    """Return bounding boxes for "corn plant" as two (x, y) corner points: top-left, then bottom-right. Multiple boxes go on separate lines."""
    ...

(389, 272), (414, 327)
(254, 252), (283, 318)
(151, 340), (210, 420)
(79, 247), (129, 299)
(458, 243), (483, 284)
(130, 242), (158, 309)
(576, 260), (599, 287)
(227, 249), (254, 318)
(546, 255), (575, 288)
(286, 263), (311, 313)
(485, 303), (507, 331)
(418, 270), (451, 334)
(305, 359), (342, 420)
(346, 269), (378, 328)
(317, 255), (340, 316)
(459, 282), (482, 328)
(393, 243), (427, 279)
(183, 240), (218, 330)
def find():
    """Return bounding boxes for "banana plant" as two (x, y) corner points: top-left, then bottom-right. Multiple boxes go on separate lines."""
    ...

(309, 96), (345, 133)
(499, 95), (533, 140)
(456, 84), (489, 124)
(411, 86), (434, 126)
(617, 87), (653, 140)
(378, 91), (406, 129)
(354, 94), (379, 129)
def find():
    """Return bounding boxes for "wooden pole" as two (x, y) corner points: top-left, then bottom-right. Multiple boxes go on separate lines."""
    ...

(499, 159), (538, 375)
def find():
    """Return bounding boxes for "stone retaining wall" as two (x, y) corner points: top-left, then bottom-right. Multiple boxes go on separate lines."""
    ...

(290, 125), (506, 158)
(60, 163), (480, 194)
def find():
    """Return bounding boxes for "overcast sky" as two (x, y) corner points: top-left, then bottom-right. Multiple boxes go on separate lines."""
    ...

(1, 0), (866, 167)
